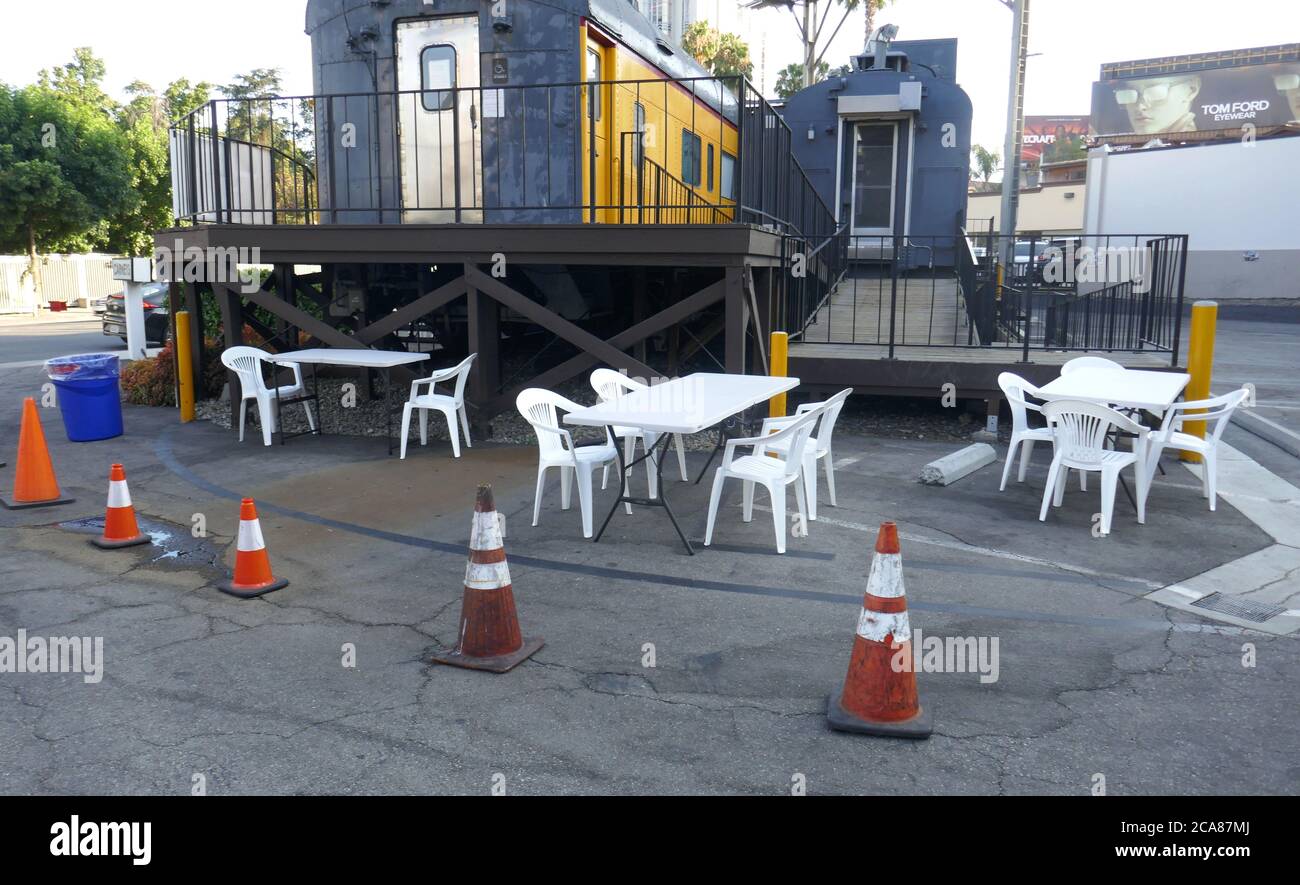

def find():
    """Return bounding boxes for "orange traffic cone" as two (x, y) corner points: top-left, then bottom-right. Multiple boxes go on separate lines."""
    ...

(827, 521), (932, 738)
(217, 498), (289, 598)
(432, 484), (543, 673)
(1, 398), (75, 510)
(90, 464), (151, 549)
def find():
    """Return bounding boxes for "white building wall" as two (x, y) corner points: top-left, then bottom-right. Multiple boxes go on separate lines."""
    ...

(1083, 136), (1300, 301)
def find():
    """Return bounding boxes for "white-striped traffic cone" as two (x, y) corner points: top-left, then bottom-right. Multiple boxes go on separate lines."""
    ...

(431, 484), (543, 672)
(827, 521), (932, 738)
(90, 464), (150, 549)
(217, 498), (289, 599)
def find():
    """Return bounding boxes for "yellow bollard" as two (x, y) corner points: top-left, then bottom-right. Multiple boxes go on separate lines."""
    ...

(175, 310), (196, 424)
(1180, 301), (1217, 463)
(770, 331), (789, 418)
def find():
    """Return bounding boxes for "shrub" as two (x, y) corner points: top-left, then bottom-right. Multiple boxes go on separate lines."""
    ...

(120, 343), (177, 407)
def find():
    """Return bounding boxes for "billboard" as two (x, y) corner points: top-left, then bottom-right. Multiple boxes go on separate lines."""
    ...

(1091, 61), (1300, 138)
(1022, 115), (1089, 164)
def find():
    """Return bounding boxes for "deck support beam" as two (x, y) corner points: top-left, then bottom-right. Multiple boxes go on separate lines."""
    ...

(725, 266), (747, 375)
(480, 277), (727, 418)
(465, 265), (500, 434)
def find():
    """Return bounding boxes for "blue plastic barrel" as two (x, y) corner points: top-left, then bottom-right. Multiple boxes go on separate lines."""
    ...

(46, 354), (124, 442)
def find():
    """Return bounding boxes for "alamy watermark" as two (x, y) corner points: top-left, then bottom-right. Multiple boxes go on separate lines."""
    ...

(0, 630), (103, 684)
(1040, 242), (1151, 293)
(889, 629), (1000, 684)
(153, 239), (264, 294)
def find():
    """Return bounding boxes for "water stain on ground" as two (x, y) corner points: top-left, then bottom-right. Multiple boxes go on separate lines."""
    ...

(59, 514), (226, 579)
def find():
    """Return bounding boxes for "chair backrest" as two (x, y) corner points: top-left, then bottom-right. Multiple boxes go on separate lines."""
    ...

(220, 346), (270, 397)
(449, 353), (477, 403)
(590, 367), (640, 404)
(762, 406), (823, 479)
(806, 388), (853, 454)
(1042, 399), (1143, 466)
(997, 372), (1042, 434)
(1159, 386), (1250, 448)
(1061, 356), (1123, 376)
(517, 388), (575, 458)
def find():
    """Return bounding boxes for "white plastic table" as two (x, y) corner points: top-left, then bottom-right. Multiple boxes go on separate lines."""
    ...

(1036, 367), (1190, 412)
(268, 349), (430, 455)
(1037, 366), (1191, 507)
(564, 373), (800, 554)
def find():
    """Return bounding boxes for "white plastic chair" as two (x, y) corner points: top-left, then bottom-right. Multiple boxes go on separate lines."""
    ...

(997, 372), (1057, 491)
(757, 388), (852, 520)
(517, 389), (618, 539)
(1039, 399), (1149, 536)
(399, 353), (476, 459)
(221, 346), (315, 447)
(1061, 356), (1124, 375)
(590, 368), (689, 503)
(704, 407), (821, 554)
(1144, 386), (1250, 511)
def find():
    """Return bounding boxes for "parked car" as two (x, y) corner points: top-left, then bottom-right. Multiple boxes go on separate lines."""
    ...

(90, 297), (109, 315)
(102, 283), (171, 345)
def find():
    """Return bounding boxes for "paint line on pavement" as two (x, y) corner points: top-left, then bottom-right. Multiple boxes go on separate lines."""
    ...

(755, 506), (1162, 590)
(155, 428), (1184, 632)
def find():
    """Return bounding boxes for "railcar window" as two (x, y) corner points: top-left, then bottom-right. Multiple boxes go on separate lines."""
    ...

(633, 102), (646, 166)
(587, 49), (602, 120)
(707, 144), (715, 191)
(421, 45), (456, 112)
(682, 130), (702, 186)
(721, 151), (737, 200)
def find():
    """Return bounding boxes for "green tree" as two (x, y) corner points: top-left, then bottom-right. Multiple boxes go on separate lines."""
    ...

(970, 144), (1001, 183)
(0, 83), (133, 297)
(681, 21), (754, 82)
(776, 62), (830, 99)
(108, 77), (213, 254)
(749, 1), (893, 89)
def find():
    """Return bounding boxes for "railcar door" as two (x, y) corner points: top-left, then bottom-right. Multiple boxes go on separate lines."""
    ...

(397, 16), (482, 223)
(583, 41), (612, 223)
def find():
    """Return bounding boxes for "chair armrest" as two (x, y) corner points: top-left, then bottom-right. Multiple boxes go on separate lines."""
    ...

(418, 365), (463, 385)
(759, 415), (798, 435)
(531, 421), (576, 454)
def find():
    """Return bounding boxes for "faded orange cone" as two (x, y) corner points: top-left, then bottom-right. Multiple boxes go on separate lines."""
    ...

(827, 521), (932, 738)
(90, 464), (150, 549)
(217, 498), (289, 598)
(1, 398), (75, 510)
(432, 484), (543, 673)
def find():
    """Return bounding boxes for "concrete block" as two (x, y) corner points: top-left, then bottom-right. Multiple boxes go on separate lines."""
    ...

(918, 443), (997, 486)
(1232, 408), (1300, 459)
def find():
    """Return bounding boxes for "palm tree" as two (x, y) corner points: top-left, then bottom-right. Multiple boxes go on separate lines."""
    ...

(971, 145), (1001, 183)
(864, 0), (893, 51)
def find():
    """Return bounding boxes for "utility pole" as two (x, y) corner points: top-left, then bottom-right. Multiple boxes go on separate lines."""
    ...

(998, 0), (1030, 263)
(803, 1), (816, 88)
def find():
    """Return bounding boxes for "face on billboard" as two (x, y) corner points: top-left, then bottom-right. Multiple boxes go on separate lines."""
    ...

(1092, 59), (1300, 138)
(1112, 76), (1202, 134)
(1276, 68), (1300, 121)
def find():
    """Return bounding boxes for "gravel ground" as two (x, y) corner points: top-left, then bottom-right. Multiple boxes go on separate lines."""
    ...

(195, 375), (997, 448)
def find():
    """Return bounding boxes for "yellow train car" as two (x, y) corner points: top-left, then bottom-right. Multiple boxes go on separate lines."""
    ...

(581, 16), (740, 224)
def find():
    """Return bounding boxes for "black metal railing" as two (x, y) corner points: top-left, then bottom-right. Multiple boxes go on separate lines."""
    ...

(168, 76), (835, 237)
(776, 232), (1188, 363)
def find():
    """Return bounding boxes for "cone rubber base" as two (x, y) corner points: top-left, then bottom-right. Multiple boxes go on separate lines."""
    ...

(827, 691), (933, 739)
(216, 577), (289, 599)
(1, 495), (75, 511)
(90, 534), (151, 550)
(431, 636), (544, 673)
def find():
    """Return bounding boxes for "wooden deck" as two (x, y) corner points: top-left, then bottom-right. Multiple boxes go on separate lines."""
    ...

(798, 274), (975, 347)
(788, 342), (1174, 368)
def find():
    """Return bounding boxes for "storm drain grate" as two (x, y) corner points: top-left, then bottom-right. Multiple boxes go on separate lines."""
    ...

(1190, 593), (1287, 623)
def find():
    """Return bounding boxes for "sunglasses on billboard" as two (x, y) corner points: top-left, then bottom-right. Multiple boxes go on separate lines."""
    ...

(1113, 82), (1193, 106)
(1276, 73), (1300, 91)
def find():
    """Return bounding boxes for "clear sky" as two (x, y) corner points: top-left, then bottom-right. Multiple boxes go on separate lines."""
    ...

(2, 0), (1296, 166)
